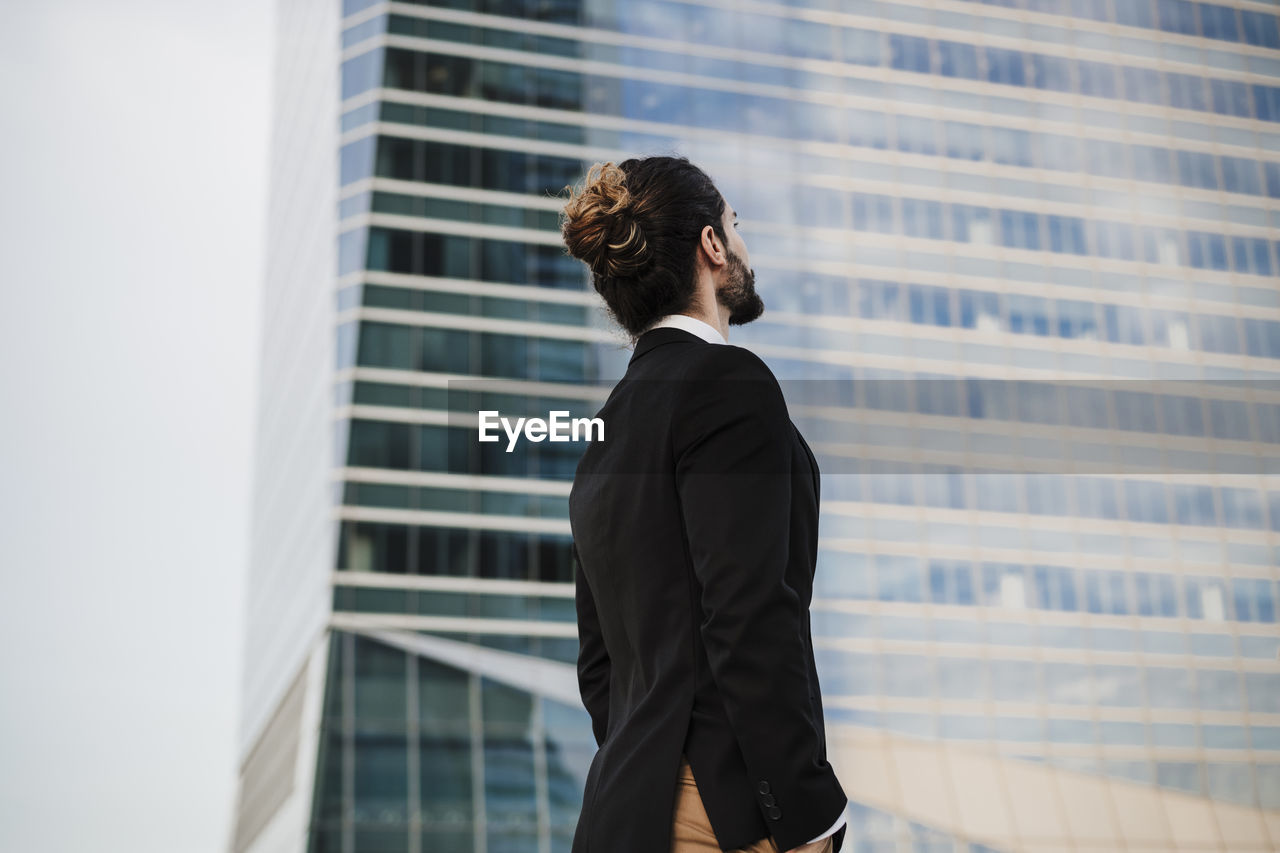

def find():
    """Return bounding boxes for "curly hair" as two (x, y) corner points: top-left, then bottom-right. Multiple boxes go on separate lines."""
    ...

(559, 155), (728, 342)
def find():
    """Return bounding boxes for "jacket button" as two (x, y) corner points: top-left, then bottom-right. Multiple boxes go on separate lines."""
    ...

(761, 794), (775, 807)
(757, 781), (770, 795)
(767, 806), (782, 820)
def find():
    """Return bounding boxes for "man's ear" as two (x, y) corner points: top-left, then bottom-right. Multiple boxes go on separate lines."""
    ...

(699, 223), (723, 267)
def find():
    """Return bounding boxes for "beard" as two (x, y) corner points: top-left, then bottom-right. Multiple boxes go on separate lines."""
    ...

(719, 245), (764, 325)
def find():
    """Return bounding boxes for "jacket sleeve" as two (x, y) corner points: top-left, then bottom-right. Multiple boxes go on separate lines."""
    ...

(673, 346), (846, 853)
(572, 540), (611, 748)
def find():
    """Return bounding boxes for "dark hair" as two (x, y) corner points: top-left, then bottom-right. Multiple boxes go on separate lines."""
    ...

(559, 155), (727, 342)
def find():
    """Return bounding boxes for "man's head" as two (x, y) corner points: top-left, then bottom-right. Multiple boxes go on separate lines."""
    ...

(560, 155), (763, 343)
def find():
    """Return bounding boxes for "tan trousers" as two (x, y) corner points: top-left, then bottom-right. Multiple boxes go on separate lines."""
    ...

(670, 754), (835, 853)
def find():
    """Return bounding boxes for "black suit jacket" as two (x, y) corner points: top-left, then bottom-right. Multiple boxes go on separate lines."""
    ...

(568, 326), (847, 853)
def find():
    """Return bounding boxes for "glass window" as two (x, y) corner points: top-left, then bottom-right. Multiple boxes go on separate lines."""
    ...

(1168, 72), (1208, 112)
(1260, 84), (1280, 123)
(339, 228), (369, 276)
(1121, 66), (1164, 105)
(1134, 572), (1180, 617)
(1054, 566), (1080, 611)
(1232, 237), (1273, 276)
(786, 18), (835, 61)
(1124, 479), (1169, 524)
(1062, 387), (1108, 430)
(959, 290), (1001, 331)
(1085, 139), (1131, 179)
(856, 279), (904, 321)
(1056, 300), (1098, 339)
(889, 33), (932, 73)
(1047, 216), (1088, 255)
(341, 136), (377, 186)
(846, 108), (890, 150)
(817, 550), (874, 599)
(1177, 150), (1219, 190)
(876, 553), (925, 602)
(1157, 0), (1200, 36)
(990, 127), (1034, 168)
(1039, 134), (1081, 173)
(342, 48), (384, 100)
(908, 283), (952, 324)
(1211, 79), (1253, 118)
(1114, 0), (1156, 29)
(418, 328), (471, 374)
(1219, 156), (1260, 196)
(1146, 666), (1195, 708)
(852, 194), (896, 234)
(1220, 487), (1265, 529)
(1241, 10), (1280, 49)
(1151, 309), (1193, 350)
(981, 562), (1028, 608)
(881, 654), (935, 698)
(1160, 395), (1205, 436)
(1132, 145), (1174, 184)
(1235, 578), (1276, 622)
(985, 47), (1027, 87)
(1075, 476), (1120, 519)
(1007, 293), (1051, 336)
(841, 28), (882, 66)
(1186, 576), (1231, 620)
(957, 203), (993, 244)
(1044, 662), (1093, 705)
(938, 40), (981, 79)
(895, 115), (938, 157)
(796, 186), (846, 228)
(1071, 0), (1112, 22)
(1077, 59), (1119, 99)
(1193, 314), (1239, 354)
(990, 659), (1040, 702)
(1095, 222), (1137, 261)
(1030, 53), (1073, 92)
(1171, 484), (1215, 527)
(1207, 399), (1250, 441)
(1114, 390), (1159, 432)
(1093, 664), (1144, 706)
(1198, 669), (1243, 711)
(1200, 5), (1240, 42)
(1103, 304), (1145, 345)
(1243, 320), (1280, 360)
(944, 122), (987, 161)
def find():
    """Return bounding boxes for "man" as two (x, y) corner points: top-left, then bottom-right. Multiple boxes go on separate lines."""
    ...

(560, 156), (849, 853)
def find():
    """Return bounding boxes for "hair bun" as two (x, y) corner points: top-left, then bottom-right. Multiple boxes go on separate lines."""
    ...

(560, 161), (651, 279)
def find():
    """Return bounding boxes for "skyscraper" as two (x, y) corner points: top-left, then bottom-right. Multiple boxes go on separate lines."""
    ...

(234, 1), (1280, 851)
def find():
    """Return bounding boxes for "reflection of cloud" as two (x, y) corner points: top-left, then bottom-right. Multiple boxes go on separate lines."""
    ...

(975, 312), (1001, 333)
(999, 574), (1026, 609)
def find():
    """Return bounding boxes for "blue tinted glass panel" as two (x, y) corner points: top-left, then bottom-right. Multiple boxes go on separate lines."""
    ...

(1242, 10), (1280, 49)
(938, 40), (980, 79)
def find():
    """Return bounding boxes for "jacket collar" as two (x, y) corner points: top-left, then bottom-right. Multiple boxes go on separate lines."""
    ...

(627, 326), (709, 366)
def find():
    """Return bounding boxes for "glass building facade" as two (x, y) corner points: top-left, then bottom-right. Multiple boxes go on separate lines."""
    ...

(234, 0), (1280, 851)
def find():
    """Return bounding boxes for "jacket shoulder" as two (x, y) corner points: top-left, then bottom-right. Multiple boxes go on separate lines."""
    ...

(679, 343), (779, 386)
(671, 344), (791, 442)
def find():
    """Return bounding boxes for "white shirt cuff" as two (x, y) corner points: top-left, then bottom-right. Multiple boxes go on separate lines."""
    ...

(804, 801), (848, 845)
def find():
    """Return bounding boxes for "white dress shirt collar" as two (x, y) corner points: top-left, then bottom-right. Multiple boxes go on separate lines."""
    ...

(644, 313), (727, 345)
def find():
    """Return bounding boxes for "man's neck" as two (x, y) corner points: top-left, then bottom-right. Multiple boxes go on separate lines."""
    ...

(680, 308), (729, 343)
